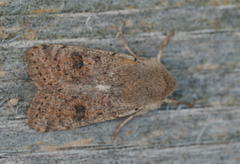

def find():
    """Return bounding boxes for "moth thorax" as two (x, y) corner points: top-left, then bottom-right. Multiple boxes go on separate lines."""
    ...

(120, 58), (176, 105)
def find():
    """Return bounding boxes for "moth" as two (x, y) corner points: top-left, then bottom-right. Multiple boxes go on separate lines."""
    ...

(25, 31), (191, 140)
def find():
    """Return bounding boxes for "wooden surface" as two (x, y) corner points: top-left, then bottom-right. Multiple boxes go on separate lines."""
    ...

(0, 1), (240, 163)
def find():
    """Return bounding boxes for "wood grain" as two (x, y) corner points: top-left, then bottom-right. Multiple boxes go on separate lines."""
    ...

(0, 0), (239, 163)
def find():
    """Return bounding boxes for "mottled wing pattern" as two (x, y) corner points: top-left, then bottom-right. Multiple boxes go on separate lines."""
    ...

(26, 83), (140, 132)
(25, 44), (141, 132)
(25, 44), (136, 90)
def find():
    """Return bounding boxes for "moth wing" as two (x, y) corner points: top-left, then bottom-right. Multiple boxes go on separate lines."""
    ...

(27, 83), (138, 132)
(25, 44), (145, 132)
(24, 44), (138, 90)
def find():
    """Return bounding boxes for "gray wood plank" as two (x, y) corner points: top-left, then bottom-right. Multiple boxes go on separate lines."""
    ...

(1, 0), (240, 16)
(0, 106), (239, 163)
(0, 5), (240, 41)
(0, 1), (239, 163)
(1, 143), (240, 164)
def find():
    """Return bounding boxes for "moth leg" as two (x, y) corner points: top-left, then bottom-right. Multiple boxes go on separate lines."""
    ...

(163, 98), (193, 107)
(157, 32), (173, 62)
(111, 113), (136, 141)
(119, 29), (138, 58)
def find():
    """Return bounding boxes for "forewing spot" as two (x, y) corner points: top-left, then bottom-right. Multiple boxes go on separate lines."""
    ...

(74, 105), (86, 118)
(71, 52), (83, 69)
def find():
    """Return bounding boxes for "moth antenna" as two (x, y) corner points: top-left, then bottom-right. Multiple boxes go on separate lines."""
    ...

(157, 32), (173, 62)
(119, 30), (138, 58)
(163, 98), (193, 107)
(111, 113), (136, 141)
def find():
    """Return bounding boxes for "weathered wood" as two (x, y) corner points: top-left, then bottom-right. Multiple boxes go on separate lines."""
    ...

(1, 107), (240, 163)
(1, 0), (239, 16)
(0, 0), (239, 163)
(1, 5), (240, 40)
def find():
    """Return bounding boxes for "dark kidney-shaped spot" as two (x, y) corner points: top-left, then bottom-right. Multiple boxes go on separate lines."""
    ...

(74, 105), (86, 118)
(71, 52), (83, 69)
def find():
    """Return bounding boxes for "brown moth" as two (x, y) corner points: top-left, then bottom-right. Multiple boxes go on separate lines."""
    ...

(25, 32), (189, 139)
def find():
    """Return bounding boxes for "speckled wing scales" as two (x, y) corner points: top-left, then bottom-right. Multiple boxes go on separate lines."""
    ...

(25, 44), (140, 132)
(25, 44), (125, 89)
(26, 83), (137, 132)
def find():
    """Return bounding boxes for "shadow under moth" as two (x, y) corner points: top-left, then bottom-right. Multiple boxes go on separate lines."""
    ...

(25, 32), (192, 140)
